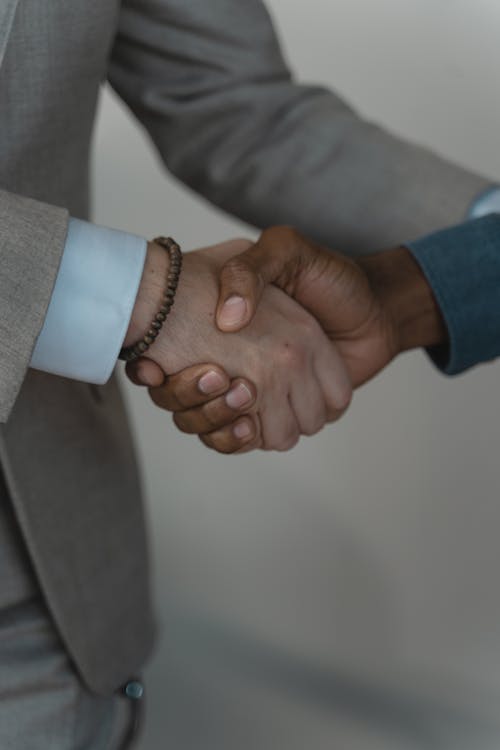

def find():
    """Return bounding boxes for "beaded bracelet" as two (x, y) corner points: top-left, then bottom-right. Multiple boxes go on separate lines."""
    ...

(119, 236), (183, 363)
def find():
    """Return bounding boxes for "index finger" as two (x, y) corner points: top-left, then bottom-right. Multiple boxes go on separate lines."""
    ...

(150, 364), (231, 412)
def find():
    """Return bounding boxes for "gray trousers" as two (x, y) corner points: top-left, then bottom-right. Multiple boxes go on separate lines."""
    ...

(0, 473), (141, 749)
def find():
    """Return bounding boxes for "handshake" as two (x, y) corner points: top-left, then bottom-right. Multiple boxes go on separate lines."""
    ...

(125, 227), (446, 454)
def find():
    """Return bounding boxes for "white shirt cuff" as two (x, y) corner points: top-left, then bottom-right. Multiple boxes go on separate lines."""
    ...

(468, 187), (500, 219)
(30, 218), (147, 384)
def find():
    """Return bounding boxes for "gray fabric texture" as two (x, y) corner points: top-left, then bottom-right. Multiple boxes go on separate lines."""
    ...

(109, 0), (490, 253)
(0, 477), (136, 749)
(0, 598), (130, 750)
(0, 0), (155, 695)
(0, 0), (490, 696)
(0, 0), (18, 66)
(0, 191), (68, 421)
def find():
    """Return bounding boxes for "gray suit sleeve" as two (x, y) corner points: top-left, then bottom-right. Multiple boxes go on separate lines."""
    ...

(0, 189), (68, 422)
(108, 0), (489, 254)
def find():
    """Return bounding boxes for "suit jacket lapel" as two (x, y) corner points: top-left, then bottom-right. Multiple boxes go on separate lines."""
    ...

(0, 0), (20, 68)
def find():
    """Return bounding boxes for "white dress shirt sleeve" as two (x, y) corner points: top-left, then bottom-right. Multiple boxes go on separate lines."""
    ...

(30, 218), (147, 384)
(468, 186), (500, 219)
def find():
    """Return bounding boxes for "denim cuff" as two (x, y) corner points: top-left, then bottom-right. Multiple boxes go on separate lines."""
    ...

(407, 214), (500, 375)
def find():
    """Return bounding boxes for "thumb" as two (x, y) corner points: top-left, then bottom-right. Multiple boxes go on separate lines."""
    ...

(216, 226), (310, 332)
(215, 250), (266, 332)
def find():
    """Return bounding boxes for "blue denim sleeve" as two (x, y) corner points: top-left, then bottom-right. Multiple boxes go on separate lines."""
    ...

(407, 214), (500, 375)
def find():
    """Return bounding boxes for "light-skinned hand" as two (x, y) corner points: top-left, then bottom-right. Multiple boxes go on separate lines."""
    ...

(125, 237), (352, 452)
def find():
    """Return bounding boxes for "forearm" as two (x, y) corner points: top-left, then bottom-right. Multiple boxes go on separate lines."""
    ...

(110, 0), (489, 255)
(406, 215), (500, 374)
(178, 98), (489, 256)
(362, 214), (500, 374)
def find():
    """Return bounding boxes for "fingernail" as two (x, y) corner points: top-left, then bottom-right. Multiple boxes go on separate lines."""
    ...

(233, 420), (252, 440)
(218, 296), (247, 328)
(198, 370), (225, 395)
(225, 383), (253, 410)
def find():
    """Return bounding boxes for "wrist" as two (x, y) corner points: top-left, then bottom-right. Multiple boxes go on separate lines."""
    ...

(359, 247), (447, 354)
(123, 241), (170, 349)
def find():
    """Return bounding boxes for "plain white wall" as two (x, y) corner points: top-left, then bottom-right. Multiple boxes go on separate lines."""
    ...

(92, 2), (500, 747)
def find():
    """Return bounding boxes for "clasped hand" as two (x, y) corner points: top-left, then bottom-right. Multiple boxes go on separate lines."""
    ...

(126, 227), (438, 453)
(125, 234), (352, 452)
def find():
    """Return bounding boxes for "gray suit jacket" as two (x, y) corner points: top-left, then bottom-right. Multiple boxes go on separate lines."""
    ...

(0, 0), (488, 694)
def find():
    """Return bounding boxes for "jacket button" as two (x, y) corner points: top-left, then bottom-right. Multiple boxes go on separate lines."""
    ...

(124, 680), (144, 700)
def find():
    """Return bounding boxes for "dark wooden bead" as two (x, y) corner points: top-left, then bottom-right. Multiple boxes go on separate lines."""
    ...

(137, 341), (148, 353)
(156, 312), (166, 322)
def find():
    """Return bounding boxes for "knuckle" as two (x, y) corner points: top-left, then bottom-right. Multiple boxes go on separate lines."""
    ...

(157, 378), (188, 411)
(201, 433), (239, 455)
(199, 434), (220, 453)
(336, 382), (353, 413)
(266, 428), (300, 452)
(326, 385), (352, 421)
(326, 407), (344, 424)
(172, 412), (195, 434)
(234, 438), (261, 455)
(201, 402), (225, 430)
(172, 388), (194, 411)
(149, 388), (167, 410)
(275, 431), (300, 452)
(299, 314), (322, 340)
(223, 255), (252, 280)
(302, 414), (326, 437)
